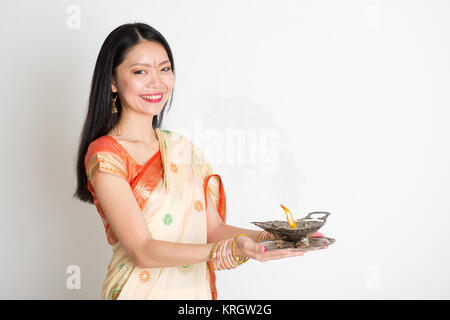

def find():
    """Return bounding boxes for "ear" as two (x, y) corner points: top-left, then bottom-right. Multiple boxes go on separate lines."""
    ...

(111, 77), (118, 93)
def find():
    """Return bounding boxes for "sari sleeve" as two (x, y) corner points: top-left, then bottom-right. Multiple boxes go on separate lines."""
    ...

(84, 139), (129, 188)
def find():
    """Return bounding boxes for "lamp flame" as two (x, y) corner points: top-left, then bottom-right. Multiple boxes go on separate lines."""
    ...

(280, 204), (297, 229)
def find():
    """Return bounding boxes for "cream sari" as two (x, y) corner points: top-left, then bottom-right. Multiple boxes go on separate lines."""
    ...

(86, 128), (226, 300)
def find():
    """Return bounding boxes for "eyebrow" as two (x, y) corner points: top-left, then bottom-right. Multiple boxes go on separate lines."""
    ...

(128, 60), (170, 68)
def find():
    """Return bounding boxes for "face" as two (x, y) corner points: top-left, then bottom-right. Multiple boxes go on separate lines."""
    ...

(111, 40), (174, 117)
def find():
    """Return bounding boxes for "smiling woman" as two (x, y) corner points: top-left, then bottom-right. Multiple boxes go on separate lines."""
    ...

(73, 22), (305, 301)
(110, 40), (175, 122)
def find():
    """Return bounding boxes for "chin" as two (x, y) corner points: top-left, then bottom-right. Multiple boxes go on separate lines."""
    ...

(143, 106), (164, 116)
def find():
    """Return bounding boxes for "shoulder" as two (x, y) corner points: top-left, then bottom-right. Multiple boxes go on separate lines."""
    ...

(84, 136), (130, 178)
(87, 135), (118, 152)
(84, 136), (125, 166)
(84, 136), (130, 186)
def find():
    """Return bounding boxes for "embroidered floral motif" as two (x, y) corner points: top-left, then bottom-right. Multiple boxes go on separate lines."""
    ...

(170, 163), (178, 173)
(163, 213), (173, 226)
(162, 129), (171, 134)
(112, 289), (121, 300)
(118, 262), (126, 271)
(193, 200), (204, 212)
(177, 264), (194, 274)
(138, 269), (151, 283)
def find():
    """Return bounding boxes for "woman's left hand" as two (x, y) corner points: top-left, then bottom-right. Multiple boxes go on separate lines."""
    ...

(234, 236), (305, 262)
(311, 232), (328, 249)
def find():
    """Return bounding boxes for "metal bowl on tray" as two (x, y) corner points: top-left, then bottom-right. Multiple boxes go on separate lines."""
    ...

(251, 211), (331, 247)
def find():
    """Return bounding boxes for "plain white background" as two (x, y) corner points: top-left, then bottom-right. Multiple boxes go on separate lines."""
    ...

(1, 0), (449, 299)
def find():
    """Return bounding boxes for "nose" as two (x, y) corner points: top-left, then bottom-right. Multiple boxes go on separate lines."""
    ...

(146, 72), (162, 89)
(147, 79), (159, 89)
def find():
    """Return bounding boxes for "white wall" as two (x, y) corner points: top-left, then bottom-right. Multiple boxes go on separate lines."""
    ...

(1, 0), (449, 299)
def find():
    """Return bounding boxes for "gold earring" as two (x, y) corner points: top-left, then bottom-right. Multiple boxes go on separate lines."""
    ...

(111, 93), (118, 114)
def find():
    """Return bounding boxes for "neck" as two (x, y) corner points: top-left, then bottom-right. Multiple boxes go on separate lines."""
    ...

(112, 109), (158, 144)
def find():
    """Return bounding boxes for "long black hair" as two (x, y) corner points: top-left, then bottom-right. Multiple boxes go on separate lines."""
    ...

(73, 22), (175, 204)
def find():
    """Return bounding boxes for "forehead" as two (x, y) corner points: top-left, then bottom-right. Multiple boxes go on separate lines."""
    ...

(123, 40), (168, 64)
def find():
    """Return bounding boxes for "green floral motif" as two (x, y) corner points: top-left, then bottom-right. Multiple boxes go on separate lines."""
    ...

(112, 289), (121, 300)
(163, 213), (173, 226)
(162, 129), (171, 134)
(177, 264), (194, 274)
(118, 262), (126, 271)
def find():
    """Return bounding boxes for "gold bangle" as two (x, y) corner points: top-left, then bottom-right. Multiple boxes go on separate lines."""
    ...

(210, 242), (219, 262)
(231, 234), (250, 264)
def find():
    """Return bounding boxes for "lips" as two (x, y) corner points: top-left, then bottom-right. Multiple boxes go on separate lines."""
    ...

(140, 93), (163, 103)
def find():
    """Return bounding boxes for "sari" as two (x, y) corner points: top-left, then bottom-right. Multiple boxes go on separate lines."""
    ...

(84, 128), (227, 300)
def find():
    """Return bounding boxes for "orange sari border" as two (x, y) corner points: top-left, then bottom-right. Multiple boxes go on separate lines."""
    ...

(203, 174), (227, 300)
(131, 150), (163, 210)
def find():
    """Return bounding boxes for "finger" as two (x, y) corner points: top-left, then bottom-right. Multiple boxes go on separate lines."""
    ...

(311, 232), (324, 237)
(248, 243), (266, 256)
(291, 250), (304, 256)
(260, 249), (303, 261)
(256, 249), (289, 261)
(242, 242), (266, 260)
(239, 238), (265, 256)
(271, 250), (304, 261)
(258, 244), (266, 253)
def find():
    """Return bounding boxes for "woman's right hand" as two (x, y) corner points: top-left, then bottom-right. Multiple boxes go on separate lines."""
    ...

(234, 235), (304, 263)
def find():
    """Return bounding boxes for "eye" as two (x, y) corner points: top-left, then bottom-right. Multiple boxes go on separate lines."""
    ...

(162, 66), (171, 72)
(134, 70), (145, 74)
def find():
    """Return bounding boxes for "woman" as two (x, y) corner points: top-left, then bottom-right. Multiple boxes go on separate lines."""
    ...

(74, 22), (313, 300)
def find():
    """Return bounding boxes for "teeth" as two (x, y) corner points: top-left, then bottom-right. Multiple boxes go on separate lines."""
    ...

(141, 94), (162, 100)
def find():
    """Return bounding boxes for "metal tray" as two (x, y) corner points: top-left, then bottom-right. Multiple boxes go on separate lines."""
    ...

(259, 236), (335, 252)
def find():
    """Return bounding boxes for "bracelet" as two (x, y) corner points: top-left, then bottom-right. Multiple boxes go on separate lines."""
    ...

(210, 239), (239, 270)
(210, 235), (251, 270)
(210, 242), (219, 262)
(231, 234), (250, 264)
(257, 231), (275, 242)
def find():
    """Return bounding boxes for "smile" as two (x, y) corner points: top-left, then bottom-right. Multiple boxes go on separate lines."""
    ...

(140, 93), (163, 103)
